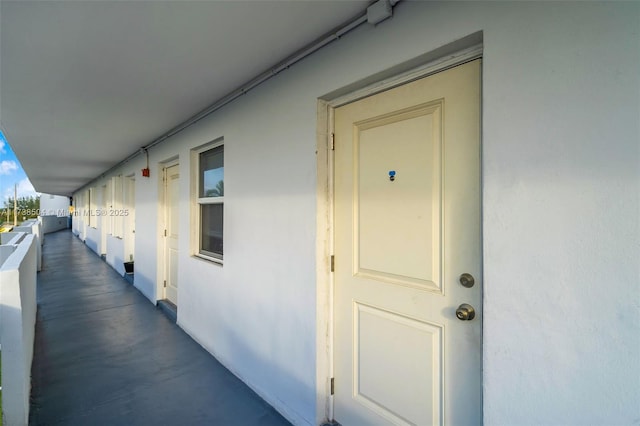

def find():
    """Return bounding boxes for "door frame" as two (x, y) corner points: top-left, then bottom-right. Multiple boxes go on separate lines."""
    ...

(100, 183), (109, 255)
(314, 43), (483, 424)
(123, 174), (136, 264)
(157, 157), (180, 303)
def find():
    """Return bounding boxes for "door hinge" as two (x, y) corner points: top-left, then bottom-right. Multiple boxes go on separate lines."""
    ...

(163, 280), (167, 288)
(330, 255), (335, 272)
(164, 229), (167, 237)
(330, 133), (335, 151)
(330, 377), (335, 395)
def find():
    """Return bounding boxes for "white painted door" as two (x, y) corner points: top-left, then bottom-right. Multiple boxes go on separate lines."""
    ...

(333, 60), (482, 426)
(100, 184), (108, 255)
(124, 176), (135, 262)
(164, 164), (180, 305)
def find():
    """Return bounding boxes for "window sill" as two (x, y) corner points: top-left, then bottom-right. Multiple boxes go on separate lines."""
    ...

(192, 253), (223, 266)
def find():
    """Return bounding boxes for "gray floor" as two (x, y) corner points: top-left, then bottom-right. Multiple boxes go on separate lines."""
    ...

(30, 230), (291, 426)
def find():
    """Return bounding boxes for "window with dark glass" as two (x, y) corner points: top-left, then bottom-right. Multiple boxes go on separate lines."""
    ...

(198, 145), (223, 259)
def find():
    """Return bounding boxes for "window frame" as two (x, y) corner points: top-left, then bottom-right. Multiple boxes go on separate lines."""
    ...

(192, 138), (224, 263)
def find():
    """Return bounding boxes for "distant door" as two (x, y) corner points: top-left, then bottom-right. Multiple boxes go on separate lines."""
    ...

(100, 183), (109, 255)
(333, 60), (482, 425)
(163, 164), (179, 305)
(124, 176), (135, 263)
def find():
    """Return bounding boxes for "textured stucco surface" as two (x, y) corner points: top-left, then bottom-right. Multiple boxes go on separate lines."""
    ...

(71, 2), (640, 424)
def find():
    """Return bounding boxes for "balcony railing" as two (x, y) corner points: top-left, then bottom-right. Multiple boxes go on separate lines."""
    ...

(0, 230), (38, 425)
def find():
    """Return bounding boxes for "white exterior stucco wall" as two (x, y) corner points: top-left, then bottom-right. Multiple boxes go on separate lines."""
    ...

(40, 193), (71, 234)
(73, 160), (143, 282)
(473, 5), (639, 424)
(106, 234), (126, 276)
(72, 2), (639, 425)
(0, 234), (38, 426)
(39, 193), (70, 216)
(84, 226), (100, 255)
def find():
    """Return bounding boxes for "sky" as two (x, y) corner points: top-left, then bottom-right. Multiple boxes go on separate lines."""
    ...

(0, 131), (40, 205)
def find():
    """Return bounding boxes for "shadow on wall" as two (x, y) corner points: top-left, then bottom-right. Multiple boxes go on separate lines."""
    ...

(41, 216), (70, 234)
(71, 229), (151, 302)
(192, 314), (320, 426)
(28, 234), (291, 425)
(84, 229), (99, 255)
(64, 229), (313, 424)
(130, 268), (154, 303)
(0, 304), (32, 426)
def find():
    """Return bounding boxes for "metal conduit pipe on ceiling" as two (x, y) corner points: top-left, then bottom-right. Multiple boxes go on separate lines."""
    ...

(87, 0), (399, 186)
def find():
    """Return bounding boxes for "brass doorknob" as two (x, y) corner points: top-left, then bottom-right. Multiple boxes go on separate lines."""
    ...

(456, 303), (475, 321)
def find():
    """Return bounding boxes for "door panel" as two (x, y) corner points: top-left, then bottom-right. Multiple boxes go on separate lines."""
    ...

(333, 60), (482, 426)
(355, 101), (443, 291)
(164, 164), (179, 305)
(354, 302), (442, 426)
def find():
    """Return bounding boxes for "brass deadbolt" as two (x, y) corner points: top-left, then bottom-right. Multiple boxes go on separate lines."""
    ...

(459, 273), (475, 288)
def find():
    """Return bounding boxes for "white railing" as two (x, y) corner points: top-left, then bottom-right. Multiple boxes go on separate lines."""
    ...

(0, 232), (26, 246)
(12, 219), (42, 272)
(0, 233), (38, 426)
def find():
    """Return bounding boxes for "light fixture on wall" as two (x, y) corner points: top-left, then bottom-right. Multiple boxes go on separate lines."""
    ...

(141, 148), (150, 177)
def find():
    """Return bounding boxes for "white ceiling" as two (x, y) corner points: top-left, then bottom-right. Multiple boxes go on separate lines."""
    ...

(0, 0), (369, 196)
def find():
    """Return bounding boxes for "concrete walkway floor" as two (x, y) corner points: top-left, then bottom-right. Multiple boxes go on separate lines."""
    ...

(30, 230), (291, 426)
